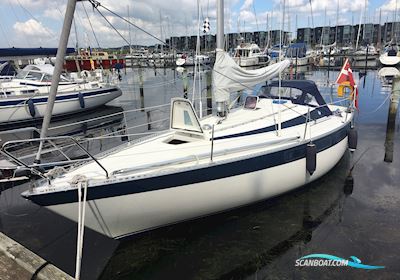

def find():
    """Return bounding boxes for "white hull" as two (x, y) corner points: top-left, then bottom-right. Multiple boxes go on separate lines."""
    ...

(0, 88), (121, 123)
(379, 53), (400, 66)
(289, 56), (311, 66)
(47, 136), (348, 238)
(378, 67), (400, 77)
(233, 57), (259, 67)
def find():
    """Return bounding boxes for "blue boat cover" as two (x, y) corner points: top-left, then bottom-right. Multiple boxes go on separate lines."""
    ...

(0, 47), (75, 57)
(260, 80), (333, 116)
(285, 43), (307, 58)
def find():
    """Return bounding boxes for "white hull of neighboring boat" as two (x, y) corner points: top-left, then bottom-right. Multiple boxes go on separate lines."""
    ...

(233, 57), (259, 67)
(290, 56), (311, 66)
(0, 88), (121, 123)
(379, 54), (400, 66)
(45, 134), (348, 238)
(378, 67), (400, 77)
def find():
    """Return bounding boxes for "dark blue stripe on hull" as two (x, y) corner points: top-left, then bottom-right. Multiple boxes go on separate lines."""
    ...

(25, 124), (350, 206)
(0, 87), (120, 107)
(214, 109), (325, 140)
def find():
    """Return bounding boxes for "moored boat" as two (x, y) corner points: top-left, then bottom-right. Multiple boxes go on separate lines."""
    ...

(0, 64), (122, 124)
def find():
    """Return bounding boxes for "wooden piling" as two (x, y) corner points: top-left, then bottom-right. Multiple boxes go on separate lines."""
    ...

(384, 76), (400, 162)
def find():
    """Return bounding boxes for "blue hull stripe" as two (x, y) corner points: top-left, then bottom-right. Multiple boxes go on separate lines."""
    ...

(24, 124), (350, 206)
(0, 87), (120, 107)
(214, 109), (325, 140)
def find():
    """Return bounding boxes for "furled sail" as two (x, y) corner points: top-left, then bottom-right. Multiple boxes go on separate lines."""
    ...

(212, 49), (290, 102)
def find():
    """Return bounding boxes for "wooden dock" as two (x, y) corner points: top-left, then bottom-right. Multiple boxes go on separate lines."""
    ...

(0, 233), (73, 280)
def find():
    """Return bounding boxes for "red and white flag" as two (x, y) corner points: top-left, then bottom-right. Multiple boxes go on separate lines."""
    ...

(336, 58), (355, 86)
(336, 58), (359, 109)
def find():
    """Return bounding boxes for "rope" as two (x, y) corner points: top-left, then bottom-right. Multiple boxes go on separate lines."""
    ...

(73, 175), (88, 280)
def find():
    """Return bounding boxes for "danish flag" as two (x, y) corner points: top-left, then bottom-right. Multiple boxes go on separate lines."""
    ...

(336, 58), (355, 86)
(336, 58), (359, 109)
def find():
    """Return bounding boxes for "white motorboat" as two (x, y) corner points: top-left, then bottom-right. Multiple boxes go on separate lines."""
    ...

(379, 46), (400, 66)
(0, 64), (122, 124)
(15, 0), (356, 240)
(233, 43), (270, 67)
(176, 54), (211, 66)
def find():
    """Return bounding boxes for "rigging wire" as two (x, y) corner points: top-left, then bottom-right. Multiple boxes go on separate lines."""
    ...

(81, 1), (101, 49)
(93, 5), (131, 47)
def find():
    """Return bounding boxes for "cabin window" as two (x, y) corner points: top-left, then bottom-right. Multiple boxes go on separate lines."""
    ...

(244, 96), (259, 109)
(264, 86), (303, 101)
(42, 74), (52, 82)
(171, 99), (203, 134)
(304, 93), (319, 106)
(183, 110), (193, 126)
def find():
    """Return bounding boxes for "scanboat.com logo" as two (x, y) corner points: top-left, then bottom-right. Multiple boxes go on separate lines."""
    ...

(295, 254), (385, 270)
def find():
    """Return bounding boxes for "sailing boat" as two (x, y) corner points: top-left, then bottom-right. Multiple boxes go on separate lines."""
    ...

(18, 0), (356, 239)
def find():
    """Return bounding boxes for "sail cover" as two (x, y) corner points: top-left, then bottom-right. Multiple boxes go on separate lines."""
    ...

(212, 49), (290, 102)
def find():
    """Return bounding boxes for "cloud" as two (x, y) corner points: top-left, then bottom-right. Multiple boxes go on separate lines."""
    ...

(13, 18), (53, 37)
(12, 19), (56, 46)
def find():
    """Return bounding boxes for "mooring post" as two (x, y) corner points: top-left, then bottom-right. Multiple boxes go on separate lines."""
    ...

(384, 76), (400, 162)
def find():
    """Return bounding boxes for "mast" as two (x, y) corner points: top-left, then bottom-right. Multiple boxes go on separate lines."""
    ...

(355, 7), (363, 50)
(335, 0), (339, 44)
(216, 0), (225, 117)
(128, 5), (132, 54)
(216, 0), (224, 49)
(159, 10), (164, 53)
(377, 9), (382, 50)
(35, 0), (77, 163)
(278, 0), (285, 136)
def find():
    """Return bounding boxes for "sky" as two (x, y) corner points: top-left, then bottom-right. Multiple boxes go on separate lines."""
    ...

(0, 0), (398, 48)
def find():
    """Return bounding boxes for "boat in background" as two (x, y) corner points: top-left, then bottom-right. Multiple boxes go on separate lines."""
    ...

(64, 49), (125, 72)
(0, 64), (122, 124)
(176, 54), (211, 66)
(285, 43), (313, 66)
(379, 46), (400, 66)
(232, 43), (270, 67)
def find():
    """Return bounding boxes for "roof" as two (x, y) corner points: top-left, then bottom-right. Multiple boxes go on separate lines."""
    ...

(0, 47), (75, 59)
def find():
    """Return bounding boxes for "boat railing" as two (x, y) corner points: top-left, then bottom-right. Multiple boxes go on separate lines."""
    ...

(1, 135), (109, 179)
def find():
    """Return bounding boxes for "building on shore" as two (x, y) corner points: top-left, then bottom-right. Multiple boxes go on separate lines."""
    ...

(297, 22), (400, 48)
(166, 30), (290, 53)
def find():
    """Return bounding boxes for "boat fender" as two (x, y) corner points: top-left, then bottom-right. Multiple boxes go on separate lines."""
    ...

(348, 127), (358, 152)
(27, 99), (36, 117)
(78, 92), (85, 109)
(306, 143), (317, 175)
